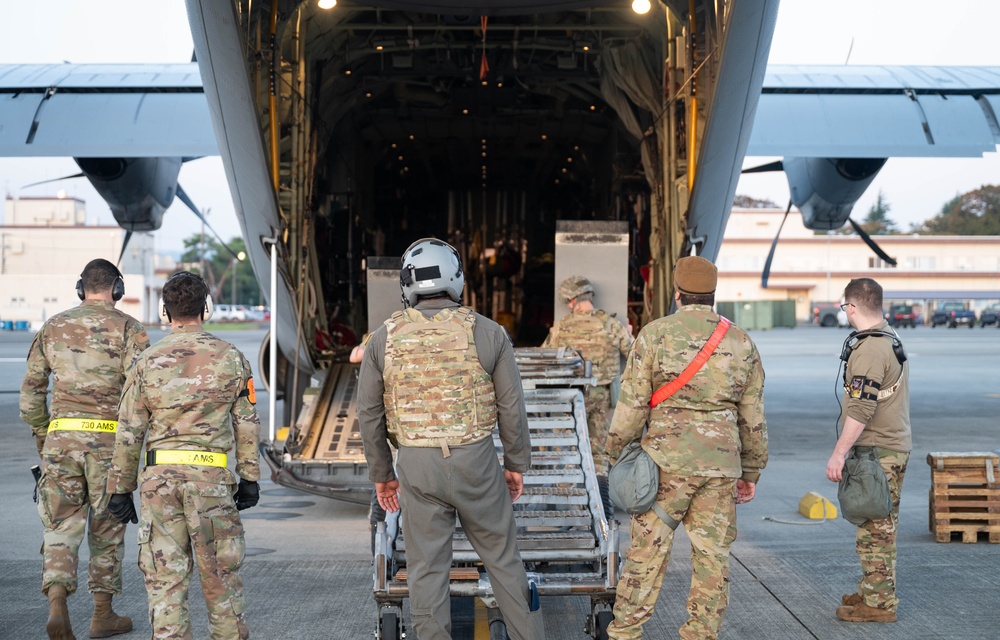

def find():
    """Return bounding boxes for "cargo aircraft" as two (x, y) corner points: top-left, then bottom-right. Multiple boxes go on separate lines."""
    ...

(3, 1), (1000, 419)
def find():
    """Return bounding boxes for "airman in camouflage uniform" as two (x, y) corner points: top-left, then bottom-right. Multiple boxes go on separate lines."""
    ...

(106, 272), (260, 640)
(543, 276), (633, 480)
(21, 258), (148, 640)
(826, 278), (910, 623)
(358, 238), (544, 640)
(604, 256), (767, 640)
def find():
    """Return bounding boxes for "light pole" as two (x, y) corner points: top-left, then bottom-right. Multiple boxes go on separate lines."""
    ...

(231, 251), (246, 305)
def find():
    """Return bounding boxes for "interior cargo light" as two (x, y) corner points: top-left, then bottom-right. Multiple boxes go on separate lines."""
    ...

(632, 0), (651, 14)
(318, 0), (336, 8)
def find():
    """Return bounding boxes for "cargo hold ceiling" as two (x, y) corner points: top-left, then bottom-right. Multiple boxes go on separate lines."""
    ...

(299, 3), (661, 193)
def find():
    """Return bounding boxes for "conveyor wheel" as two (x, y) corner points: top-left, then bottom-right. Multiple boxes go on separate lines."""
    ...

(596, 610), (614, 639)
(378, 611), (400, 640)
(489, 618), (509, 640)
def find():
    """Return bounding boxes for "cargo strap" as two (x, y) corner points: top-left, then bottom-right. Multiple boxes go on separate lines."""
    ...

(48, 418), (118, 433)
(146, 449), (228, 468)
(649, 317), (731, 408)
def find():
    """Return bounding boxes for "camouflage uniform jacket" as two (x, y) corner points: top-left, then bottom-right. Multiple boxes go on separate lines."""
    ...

(107, 326), (260, 493)
(542, 308), (633, 385)
(20, 300), (150, 450)
(605, 305), (768, 483)
(842, 319), (911, 453)
(358, 297), (531, 484)
(383, 307), (498, 447)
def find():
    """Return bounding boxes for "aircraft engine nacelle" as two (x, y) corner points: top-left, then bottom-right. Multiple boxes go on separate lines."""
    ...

(74, 157), (182, 231)
(783, 157), (887, 230)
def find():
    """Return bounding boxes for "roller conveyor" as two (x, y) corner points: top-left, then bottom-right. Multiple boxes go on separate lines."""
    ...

(373, 347), (619, 639)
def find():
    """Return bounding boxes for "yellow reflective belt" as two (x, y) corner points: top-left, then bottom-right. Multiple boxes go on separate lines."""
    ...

(48, 418), (118, 433)
(147, 449), (228, 468)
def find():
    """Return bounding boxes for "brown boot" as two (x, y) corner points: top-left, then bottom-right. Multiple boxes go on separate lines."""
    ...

(836, 602), (897, 623)
(88, 592), (132, 638)
(46, 585), (76, 640)
(841, 593), (862, 606)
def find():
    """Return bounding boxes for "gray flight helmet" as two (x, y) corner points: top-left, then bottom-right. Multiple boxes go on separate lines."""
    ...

(399, 238), (464, 307)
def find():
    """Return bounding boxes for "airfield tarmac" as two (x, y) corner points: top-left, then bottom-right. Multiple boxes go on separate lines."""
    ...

(0, 324), (998, 639)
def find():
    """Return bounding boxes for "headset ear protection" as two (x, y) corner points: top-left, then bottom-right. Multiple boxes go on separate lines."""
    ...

(158, 272), (214, 323)
(840, 329), (907, 365)
(76, 270), (125, 302)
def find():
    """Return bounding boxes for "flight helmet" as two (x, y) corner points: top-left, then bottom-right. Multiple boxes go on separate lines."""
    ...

(399, 238), (464, 307)
(558, 275), (595, 303)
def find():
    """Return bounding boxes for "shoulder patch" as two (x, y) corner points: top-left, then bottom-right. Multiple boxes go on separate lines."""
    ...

(239, 377), (257, 405)
(849, 376), (865, 399)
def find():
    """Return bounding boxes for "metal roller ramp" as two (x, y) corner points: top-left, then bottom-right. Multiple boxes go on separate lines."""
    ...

(374, 347), (620, 640)
(261, 363), (372, 505)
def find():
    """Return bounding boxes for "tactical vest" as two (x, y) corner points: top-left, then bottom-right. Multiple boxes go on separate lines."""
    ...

(383, 307), (497, 449)
(552, 310), (620, 385)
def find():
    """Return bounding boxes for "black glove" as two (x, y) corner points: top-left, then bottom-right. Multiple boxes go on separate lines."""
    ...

(234, 479), (260, 511)
(107, 493), (138, 524)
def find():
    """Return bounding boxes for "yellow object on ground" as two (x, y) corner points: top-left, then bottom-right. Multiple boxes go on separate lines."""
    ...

(798, 491), (837, 520)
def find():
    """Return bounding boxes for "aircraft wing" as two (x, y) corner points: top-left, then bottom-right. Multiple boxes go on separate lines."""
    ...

(748, 65), (1000, 158)
(5, 62), (999, 161)
(0, 64), (216, 157)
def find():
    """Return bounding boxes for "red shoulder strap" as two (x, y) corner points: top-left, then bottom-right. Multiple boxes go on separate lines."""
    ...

(649, 317), (731, 408)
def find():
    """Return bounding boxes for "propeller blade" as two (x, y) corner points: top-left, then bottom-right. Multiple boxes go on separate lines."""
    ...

(116, 230), (134, 267)
(848, 217), (897, 266)
(175, 184), (243, 262)
(22, 172), (85, 189)
(742, 160), (784, 174)
(761, 199), (792, 289)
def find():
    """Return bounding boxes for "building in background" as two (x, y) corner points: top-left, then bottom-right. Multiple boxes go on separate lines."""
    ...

(2, 196), (174, 327)
(717, 208), (1000, 323)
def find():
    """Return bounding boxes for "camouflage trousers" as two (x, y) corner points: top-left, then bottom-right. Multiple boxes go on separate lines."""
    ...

(609, 472), (738, 640)
(584, 384), (613, 476)
(137, 477), (249, 640)
(854, 449), (909, 611)
(37, 448), (126, 596)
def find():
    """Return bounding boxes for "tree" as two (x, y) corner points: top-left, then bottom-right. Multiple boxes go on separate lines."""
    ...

(859, 190), (899, 235)
(914, 185), (1000, 235)
(179, 234), (261, 306)
(732, 194), (779, 209)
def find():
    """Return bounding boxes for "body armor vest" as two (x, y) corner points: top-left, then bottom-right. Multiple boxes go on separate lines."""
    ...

(383, 307), (497, 447)
(552, 310), (620, 385)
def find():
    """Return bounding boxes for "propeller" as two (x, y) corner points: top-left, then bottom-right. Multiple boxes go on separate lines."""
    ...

(848, 217), (897, 266)
(761, 199), (792, 289)
(21, 172), (85, 189)
(175, 184), (244, 262)
(741, 159), (783, 174)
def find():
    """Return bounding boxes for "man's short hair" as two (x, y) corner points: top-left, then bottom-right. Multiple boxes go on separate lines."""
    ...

(80, 259), (121, 294)
(162, 272), (210, 319)
(678, 292), (715, 307)
(844, 277), (883, 315)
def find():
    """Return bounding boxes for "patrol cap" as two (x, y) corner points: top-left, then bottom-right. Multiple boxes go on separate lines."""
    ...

(674, 256), (717, 295)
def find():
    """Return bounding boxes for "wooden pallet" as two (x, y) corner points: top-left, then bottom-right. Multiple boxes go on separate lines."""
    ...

(927, 452), (1000, 543)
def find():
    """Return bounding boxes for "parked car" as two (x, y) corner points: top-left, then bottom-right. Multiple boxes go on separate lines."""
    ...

(813, 302), (849, 328)
(885, 304), (916, 328)
(930, 302), (976, 328)
(214, 304), (248, 322)
(980, 304), (1000, 328)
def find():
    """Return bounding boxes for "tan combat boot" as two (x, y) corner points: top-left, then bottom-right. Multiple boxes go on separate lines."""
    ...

(841, 593), (862, 606)
(46, 584), (76, 640)
(836, 601), (897, 623)
(88, 592), (132, 638)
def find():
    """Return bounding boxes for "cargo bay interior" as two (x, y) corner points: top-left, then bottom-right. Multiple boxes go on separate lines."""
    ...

(251, 2), (672, 349)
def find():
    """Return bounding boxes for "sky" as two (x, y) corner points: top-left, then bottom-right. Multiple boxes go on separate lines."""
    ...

(1, 0), (1000, 255)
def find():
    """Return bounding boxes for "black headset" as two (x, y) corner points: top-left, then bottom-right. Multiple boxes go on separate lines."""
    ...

(158, 271), (214, 323)
(76, 268), (125, 302)
(839, 329), (907, 365)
